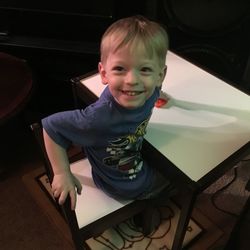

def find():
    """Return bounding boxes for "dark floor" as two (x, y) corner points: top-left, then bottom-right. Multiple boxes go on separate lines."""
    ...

(0, 117), (74, 250)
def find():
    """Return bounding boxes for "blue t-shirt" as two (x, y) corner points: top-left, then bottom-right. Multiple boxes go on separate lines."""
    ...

(42, 86), (160, 199)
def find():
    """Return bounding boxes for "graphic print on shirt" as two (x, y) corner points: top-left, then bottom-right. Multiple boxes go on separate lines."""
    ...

(103, 118), (150, 180)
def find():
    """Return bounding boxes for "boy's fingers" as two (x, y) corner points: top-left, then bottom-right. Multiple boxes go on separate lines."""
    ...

(74, 177), (82, 195)
(58, 191), (67, 205)
(53, 190), (59, 198)
(76, 186), (82, 195)
(69, 190), (77, 210)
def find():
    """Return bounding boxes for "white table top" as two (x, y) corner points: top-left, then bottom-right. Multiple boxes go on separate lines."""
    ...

(80, 52), (250, 182)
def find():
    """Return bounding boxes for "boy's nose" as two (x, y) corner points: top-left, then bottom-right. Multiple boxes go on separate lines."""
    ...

(125, 70), (139, 85)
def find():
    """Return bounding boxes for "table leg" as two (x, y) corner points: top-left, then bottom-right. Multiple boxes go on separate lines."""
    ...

(171, 187), (197, 250)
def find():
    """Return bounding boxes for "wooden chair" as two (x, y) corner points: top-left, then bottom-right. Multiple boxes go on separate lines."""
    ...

(30, 122), (155, 250)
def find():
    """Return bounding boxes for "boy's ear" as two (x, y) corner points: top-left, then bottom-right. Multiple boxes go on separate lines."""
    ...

(157, 65), (167, 87)
(98, 62), (108, 85)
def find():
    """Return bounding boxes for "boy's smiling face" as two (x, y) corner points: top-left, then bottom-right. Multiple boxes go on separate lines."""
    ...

(99, 43), (166, 109)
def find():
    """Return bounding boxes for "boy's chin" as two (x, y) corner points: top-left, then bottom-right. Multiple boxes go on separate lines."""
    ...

(115, 97), (146, 109)
(120, 102), (145, 110)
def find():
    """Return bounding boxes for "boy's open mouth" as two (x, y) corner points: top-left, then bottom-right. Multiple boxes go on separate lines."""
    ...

(121, 90), (143, 96)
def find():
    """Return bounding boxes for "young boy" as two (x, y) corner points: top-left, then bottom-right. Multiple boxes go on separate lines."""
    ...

(42, 15), (173, 211)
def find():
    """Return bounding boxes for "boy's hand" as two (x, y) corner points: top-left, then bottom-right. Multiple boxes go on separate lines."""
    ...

(51, 172), (82, 210)
(155, 90), (170, 108)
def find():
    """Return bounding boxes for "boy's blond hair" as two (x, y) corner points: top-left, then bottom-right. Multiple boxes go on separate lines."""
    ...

(100, 15), (169, 67)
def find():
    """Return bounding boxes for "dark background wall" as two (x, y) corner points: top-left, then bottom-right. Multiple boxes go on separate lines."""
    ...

(0, 0), (250, 120)
(156, 0), (250, 90)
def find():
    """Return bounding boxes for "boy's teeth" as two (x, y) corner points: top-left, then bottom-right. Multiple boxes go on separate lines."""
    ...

(123, 91), (139, 96)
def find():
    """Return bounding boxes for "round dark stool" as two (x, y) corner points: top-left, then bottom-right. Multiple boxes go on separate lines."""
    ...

(0, 52), (33, 125)
(0, 52), (33, 178)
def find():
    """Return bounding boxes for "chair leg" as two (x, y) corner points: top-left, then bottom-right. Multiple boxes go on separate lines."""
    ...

(139, 185), (178, 235)
(142, 206), (161, 235)
(82, 242), (91, 250)
(133, 205), (161, 236)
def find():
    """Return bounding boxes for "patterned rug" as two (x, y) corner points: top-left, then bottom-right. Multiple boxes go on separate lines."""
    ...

(86, 205), (201, 249)
(22, 168), (223, 250)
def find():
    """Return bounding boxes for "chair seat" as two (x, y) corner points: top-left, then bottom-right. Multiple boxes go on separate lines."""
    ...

(70, 159), (132, 228)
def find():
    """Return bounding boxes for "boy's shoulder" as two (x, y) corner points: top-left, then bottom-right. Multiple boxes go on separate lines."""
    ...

(83, 90), (115, 120)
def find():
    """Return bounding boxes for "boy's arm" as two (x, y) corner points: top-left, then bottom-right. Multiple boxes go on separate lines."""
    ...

(43, 129), (82, 210)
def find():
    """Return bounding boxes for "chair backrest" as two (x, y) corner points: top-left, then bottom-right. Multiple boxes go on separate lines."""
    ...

(30, 122), (149, 249)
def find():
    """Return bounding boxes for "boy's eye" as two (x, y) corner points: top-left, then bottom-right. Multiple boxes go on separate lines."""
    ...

(113, 66), (124, 71)
(141, 67), (153, 73)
